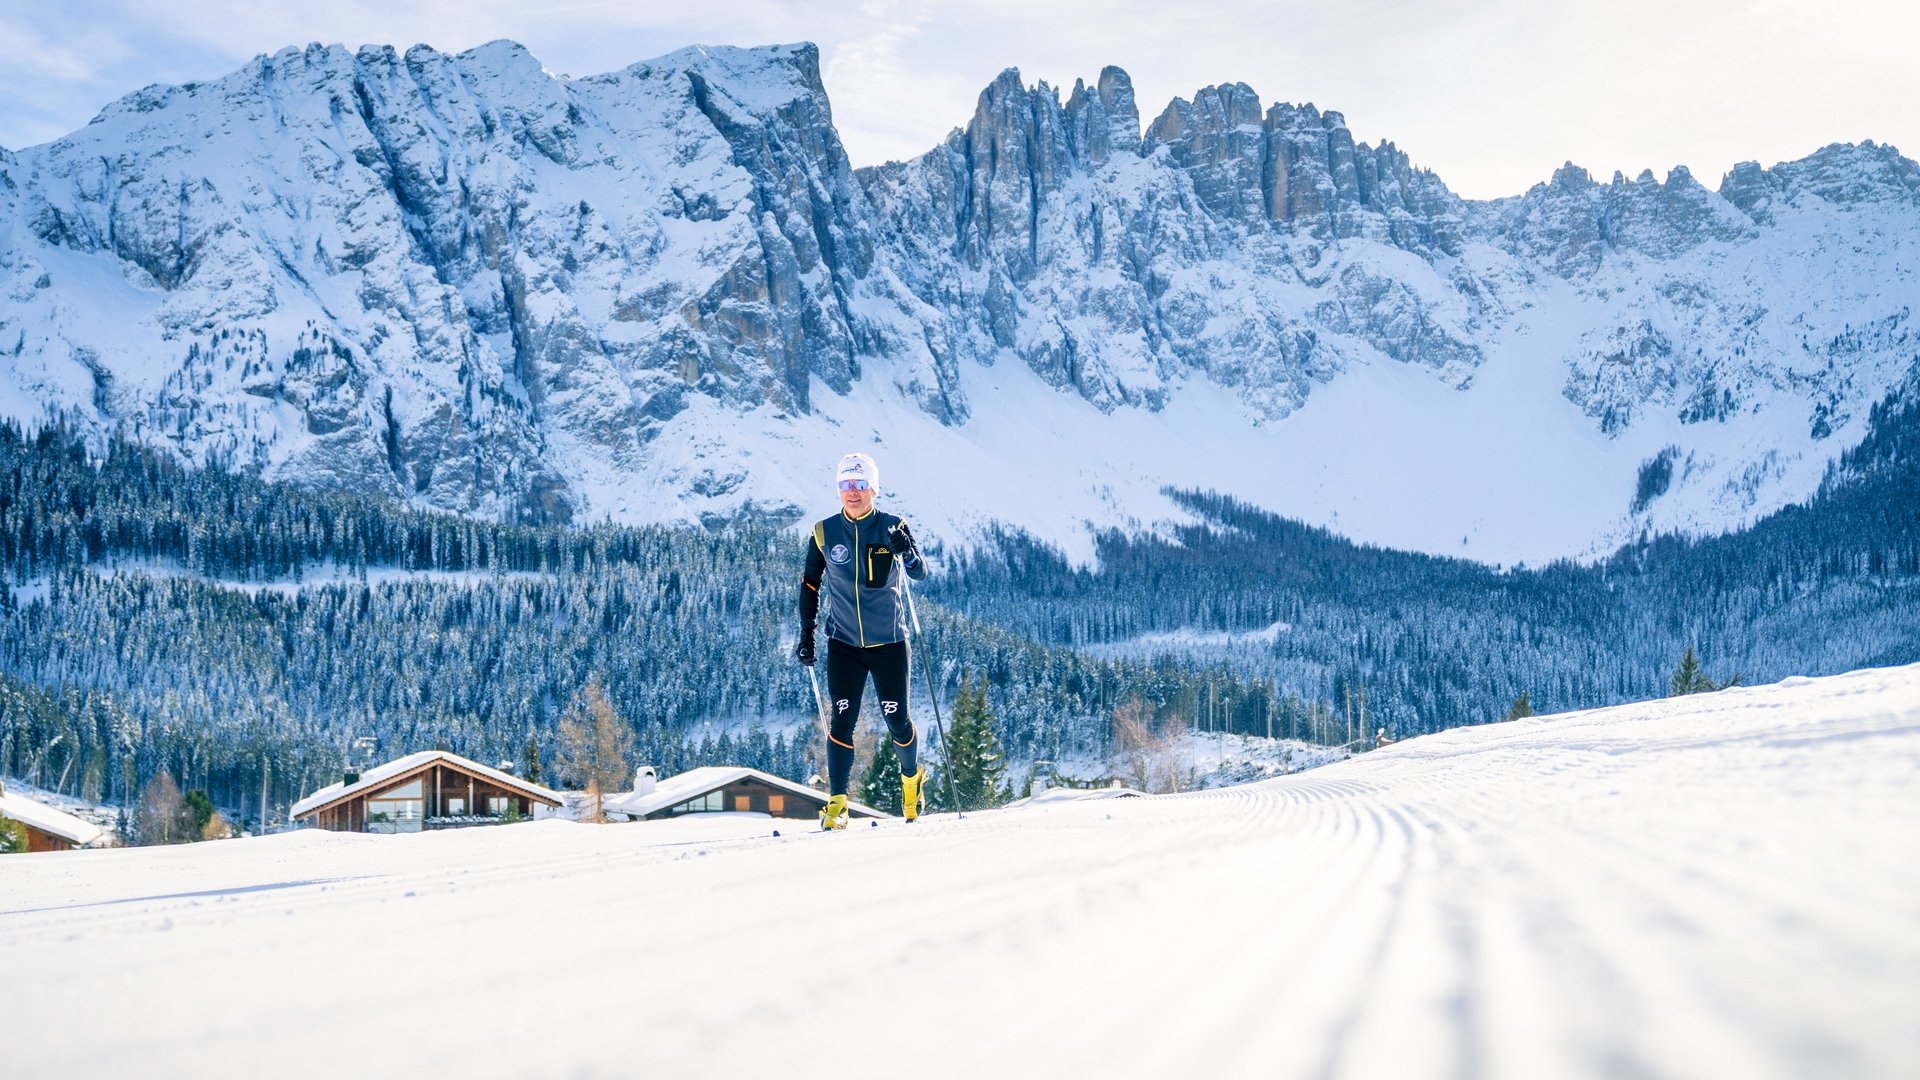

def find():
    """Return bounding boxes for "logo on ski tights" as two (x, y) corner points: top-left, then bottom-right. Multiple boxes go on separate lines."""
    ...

(835, 699), (850, 713)
(881, 700), (899, 716)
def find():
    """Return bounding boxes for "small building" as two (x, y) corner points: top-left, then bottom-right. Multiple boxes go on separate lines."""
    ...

(0, 779), (104, 852)
(1004, 782), (1145, 810)
(292, 751), (562, 833)
(603, 766), (889, 822)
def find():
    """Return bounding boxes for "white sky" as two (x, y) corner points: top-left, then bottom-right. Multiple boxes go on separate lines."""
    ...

(1, 0), (1913, 199)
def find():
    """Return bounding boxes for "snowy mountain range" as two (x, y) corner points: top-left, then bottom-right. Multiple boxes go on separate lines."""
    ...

(2, 40), (1915, 564)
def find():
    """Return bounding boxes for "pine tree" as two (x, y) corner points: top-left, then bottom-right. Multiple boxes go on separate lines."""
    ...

(184, 789), (216, 835)
(858, 735), (903, 815)
(0, 816), (29, 854)
(938, 675), (1008, 811)
(1670, 647), (1717, 696)
(522, 726), (542, 785)
(1505, 691), (1534, 721)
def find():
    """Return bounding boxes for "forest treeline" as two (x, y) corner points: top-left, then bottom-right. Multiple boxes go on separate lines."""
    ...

(0, 424), (1273, 826)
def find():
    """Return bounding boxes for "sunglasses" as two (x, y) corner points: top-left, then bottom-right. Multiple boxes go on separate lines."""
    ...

(837, 479), (872, 492)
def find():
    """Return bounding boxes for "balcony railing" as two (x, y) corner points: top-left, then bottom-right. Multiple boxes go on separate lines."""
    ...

(421, 814), (520, 830)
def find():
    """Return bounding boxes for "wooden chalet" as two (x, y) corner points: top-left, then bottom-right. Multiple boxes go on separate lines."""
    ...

(0, 779), (104, 852)
(292, 751), (562, 833)
(603, 766), (889, 823)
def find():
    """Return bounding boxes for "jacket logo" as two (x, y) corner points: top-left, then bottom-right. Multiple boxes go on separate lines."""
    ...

(828, 543), (850, 564)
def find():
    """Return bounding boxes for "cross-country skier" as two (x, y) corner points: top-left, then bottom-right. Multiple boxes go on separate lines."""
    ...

(796, 452), (929, 828)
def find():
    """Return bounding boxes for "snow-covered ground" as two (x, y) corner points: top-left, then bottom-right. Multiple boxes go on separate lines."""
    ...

(4, 664), (1918, 1079)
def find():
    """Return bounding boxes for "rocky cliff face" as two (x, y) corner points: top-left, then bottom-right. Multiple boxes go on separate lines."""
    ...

(1, 40), (1915, 561)
(0, 41), (948, 520)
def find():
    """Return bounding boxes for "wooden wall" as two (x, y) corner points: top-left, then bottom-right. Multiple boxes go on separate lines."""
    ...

(23, 824), (75, 853)
(646, 778), (829, 821)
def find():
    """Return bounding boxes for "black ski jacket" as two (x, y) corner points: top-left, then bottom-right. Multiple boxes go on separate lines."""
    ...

(799, 509), (927, 648)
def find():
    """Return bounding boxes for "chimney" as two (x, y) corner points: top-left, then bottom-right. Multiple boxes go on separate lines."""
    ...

(344, 770), (360, 786)
(495, 760), (517, 776)
(632, 765), (658, 796)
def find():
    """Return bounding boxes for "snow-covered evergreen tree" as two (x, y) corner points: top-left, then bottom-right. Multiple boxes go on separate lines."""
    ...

(937, 677), (1009, 811)
(858, 736), (902, 815)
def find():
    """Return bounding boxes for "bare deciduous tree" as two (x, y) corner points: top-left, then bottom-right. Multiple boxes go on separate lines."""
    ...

(555, 676), (634, 824)
(1112, 699), (1193, 794)
(201, 811), (234, 841)
(133, 770), (195, 845)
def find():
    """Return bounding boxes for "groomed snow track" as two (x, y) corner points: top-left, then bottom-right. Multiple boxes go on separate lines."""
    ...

(4, 665), (1918, 1079)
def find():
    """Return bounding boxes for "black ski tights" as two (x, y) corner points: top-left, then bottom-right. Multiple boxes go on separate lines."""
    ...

(824, 638), (917, 795)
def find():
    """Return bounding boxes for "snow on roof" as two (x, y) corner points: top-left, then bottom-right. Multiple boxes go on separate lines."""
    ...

(291, 751), (562, 819)
(0, 785), (104, 846)
(604, 766), (888, 820)
(1003, 784), (1147, 810)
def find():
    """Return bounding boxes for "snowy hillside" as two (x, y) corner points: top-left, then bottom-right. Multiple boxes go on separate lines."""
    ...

(4, 663), (1917, 1079)
(0, 40), (1916, 563)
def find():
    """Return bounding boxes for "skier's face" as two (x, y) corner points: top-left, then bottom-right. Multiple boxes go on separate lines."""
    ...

(839, 480), (874, 517)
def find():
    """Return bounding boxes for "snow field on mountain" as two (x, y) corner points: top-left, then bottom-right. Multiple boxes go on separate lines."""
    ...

(621, 215), (1907, 569)
(4, 40), (1915, 570)
(5, 664), (1917, 1078)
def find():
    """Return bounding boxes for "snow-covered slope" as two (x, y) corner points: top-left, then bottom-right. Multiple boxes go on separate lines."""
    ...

(1, 41), (1915, 563)
(5, 664), (1917, 1079)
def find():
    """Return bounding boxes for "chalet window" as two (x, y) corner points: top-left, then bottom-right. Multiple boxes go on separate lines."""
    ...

(734, 794), (751, 812)
(376, 779), (424, 800)
(366, 780), (425, 833)
(446, 797), (466, 815)
(669, 791), (725, 814)
(487, 796), (510, 816)
(767, 795), (784, 814)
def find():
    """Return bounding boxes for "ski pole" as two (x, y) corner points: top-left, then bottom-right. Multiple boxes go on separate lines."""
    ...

(902, 575), (963, 818)
(806, 662), (832, 779)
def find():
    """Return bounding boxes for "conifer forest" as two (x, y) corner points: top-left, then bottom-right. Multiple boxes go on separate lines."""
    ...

(2, 380), (1917, 827)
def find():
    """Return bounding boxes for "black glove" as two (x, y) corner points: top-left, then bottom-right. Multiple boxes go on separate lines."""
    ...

(795, 634), (816, 666)
(889, 521), (920, 563)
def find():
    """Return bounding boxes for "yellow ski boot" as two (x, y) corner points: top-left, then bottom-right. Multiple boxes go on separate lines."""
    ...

(902, 766), (927, 822)
(819, 793), (849, 831)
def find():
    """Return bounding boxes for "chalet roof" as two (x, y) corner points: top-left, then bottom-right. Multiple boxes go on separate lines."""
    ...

(1004, 784), (1146, 809)
(0, 783), (104, 846)
(291, 751), (562, 819)
(604, 766), (889, 820)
